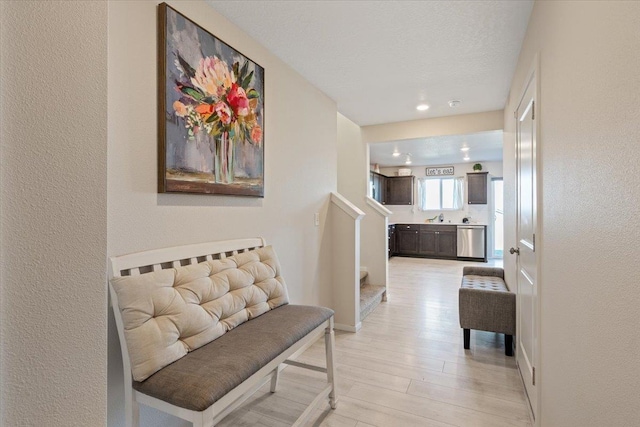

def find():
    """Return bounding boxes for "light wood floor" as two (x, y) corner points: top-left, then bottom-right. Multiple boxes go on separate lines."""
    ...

(219, 256), (532, 427)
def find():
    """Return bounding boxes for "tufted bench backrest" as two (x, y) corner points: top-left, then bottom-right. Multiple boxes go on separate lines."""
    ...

(110, 245), (289, 382)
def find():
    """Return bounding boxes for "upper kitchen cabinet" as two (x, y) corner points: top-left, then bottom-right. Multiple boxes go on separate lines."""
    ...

(385, 176), (414, 205)
(370, 172), (414, 205)
(467, 172), (488, 204)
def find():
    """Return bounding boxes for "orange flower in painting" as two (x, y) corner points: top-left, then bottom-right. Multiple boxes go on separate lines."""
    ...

(195, 104), (214, 116)
(251, 125), (262, 145)
(173, 101), (188, 117)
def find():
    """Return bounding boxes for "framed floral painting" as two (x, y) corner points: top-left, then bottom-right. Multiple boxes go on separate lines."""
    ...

(158, 3), (264, 196)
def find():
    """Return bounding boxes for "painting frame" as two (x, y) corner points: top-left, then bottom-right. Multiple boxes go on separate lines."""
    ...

(158, 3), (265, 197)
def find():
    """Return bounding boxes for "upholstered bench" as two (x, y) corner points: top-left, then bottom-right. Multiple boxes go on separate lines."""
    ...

(458, 266), (515, 356)
(109, 238), (337, 427)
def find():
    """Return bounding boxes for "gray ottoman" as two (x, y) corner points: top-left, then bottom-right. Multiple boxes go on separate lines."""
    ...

(458, 267), (515, 356)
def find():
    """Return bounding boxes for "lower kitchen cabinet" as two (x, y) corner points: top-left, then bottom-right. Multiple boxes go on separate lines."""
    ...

(396, 224), (419, 255)
(418, 229), (437, 256)
(395, 224), (457, 259)
(435, 228), (457, 258)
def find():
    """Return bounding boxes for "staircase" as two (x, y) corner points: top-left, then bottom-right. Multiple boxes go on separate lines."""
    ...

(359, 269), (386, 321)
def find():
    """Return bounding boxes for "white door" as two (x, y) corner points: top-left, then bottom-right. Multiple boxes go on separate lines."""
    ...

(513, 69), (538, 419)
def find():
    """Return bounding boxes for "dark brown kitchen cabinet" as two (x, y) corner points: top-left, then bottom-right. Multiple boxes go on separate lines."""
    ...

(396, 224), (419, 255)
(395, 224), (457, 259)
(467, 172), (488, 204)
(421, 225), (457, 258)
(418, 228), (437, 256)
(435, 228), (457, 258)
(385, 176), (414, 205)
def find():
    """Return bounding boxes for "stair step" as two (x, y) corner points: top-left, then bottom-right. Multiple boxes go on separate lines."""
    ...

(359, 270), (368, 286)
(360, 284), (385, 321)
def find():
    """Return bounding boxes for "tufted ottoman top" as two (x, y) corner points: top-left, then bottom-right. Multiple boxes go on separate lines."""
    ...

(461, 275), (509, 292)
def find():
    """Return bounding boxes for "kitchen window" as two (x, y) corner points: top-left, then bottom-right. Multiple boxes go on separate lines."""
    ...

(417, 177), (464, 211)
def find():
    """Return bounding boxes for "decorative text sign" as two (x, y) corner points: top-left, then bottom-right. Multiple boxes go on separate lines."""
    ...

(426, 166), (454, 176)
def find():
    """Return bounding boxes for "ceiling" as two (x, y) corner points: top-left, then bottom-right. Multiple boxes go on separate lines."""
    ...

(369, 131), (503, 167)
(207, 1), (533, 126)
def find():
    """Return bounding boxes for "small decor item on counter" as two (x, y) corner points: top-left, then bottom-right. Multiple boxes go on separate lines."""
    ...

(425, 215), (438, 223)
(473, 163), (483, 172)
(438, 213), (444, 223)
(462, 217), (470, 224)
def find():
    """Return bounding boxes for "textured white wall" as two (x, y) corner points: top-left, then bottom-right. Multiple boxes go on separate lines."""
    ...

(0, 1), (108, 425)
(361, 110), (503, 144)
(504, 1), (640, 425)
(108, 1), (337, 425)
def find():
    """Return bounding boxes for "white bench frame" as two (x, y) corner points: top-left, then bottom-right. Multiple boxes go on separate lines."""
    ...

(109, 238), (338, 427)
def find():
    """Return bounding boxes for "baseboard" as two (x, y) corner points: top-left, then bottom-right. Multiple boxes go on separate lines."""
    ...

(334, 322), (362, 333)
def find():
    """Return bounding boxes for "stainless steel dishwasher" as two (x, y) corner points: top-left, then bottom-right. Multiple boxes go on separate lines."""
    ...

(457, 225), (486, 259)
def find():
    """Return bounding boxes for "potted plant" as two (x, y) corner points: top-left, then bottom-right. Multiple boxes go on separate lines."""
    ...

(473, 163), (483, 172)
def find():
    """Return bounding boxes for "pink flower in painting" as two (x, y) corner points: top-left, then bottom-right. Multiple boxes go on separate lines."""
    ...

(250, 125), (262, 145)
(214, 102), (232, 125)
(226, 83), (250, 117)
(191, 57), (234, 98)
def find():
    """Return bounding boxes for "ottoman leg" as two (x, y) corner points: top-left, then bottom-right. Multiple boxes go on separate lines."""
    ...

(463, 329), (470, 349)
(505, 334), (513, 356)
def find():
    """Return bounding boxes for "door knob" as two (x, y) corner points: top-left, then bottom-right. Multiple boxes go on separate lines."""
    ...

(509, 247), (520, 255)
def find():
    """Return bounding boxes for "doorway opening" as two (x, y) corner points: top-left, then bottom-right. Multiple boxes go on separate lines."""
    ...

(491, 178), (504, 258)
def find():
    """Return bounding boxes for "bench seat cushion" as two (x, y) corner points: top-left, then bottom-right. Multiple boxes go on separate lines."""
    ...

(111, 246), (290, 382)
(461, 275), (509, 292)
(132, 304), (333, 411)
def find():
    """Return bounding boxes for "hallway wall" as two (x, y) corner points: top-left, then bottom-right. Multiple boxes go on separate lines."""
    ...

(0, 1), (108, 425)
(503, 1), (640, 425)
(108, 2), (337, 425)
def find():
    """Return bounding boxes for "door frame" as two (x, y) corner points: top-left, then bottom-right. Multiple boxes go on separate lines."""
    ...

(513, 53), (542, 425)
(488, 177), (504, 259)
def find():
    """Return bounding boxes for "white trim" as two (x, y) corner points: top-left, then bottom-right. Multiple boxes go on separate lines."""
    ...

(365, 196), (392, 216)
(334, 322), (362, 333)
(109, 237), (266, 277)
(330, 192), (365, 220)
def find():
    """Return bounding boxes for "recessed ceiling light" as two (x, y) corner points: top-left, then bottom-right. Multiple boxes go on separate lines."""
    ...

(449, 100), (461, 108)
(392, 151), (400, 157)
(460, 147), (470, 152)
(405, 154), (412, 165)
(416, 104), (429, 111)
(463, 156), (470, 161)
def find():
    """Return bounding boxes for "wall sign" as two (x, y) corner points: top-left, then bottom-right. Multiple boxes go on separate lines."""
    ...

(426, 166), (454, 176)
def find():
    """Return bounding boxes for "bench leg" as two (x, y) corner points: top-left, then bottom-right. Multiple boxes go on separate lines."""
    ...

(125, 388), (139, 427)
(270, 365), (280, 392)
(505, 334), (513, 356)
(463, 328), (470, 350)
(325, 317), (338, 409)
